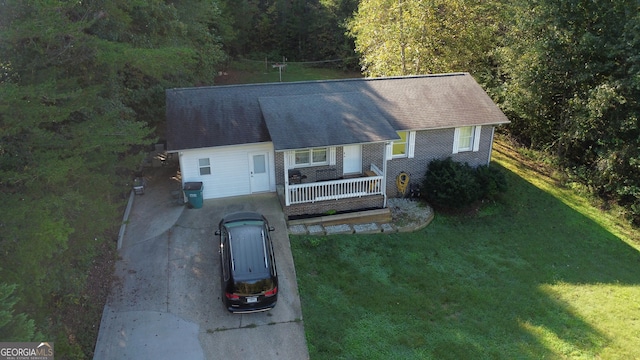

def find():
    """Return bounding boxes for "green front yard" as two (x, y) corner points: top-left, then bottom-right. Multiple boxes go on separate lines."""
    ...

(290, 139), (640, 359)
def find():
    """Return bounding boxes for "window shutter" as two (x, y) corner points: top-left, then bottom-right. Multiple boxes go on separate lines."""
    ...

(452, 128), (460, 154)
(329, 147), (336, 165)
(287, 151), (296, 169)
(386, 142), (393, 159)
(473, 126), (482, 152)
(408, 131), (416, 158)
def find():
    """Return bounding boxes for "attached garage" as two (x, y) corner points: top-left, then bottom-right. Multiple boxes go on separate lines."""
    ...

(166, 84), (276, 200)
(178, 143), (276, 199)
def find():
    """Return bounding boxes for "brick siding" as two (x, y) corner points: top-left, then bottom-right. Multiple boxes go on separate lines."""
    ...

(277, 190), (385, 218)
(386, 126), (494, 197)
(274, 125), (496, 212)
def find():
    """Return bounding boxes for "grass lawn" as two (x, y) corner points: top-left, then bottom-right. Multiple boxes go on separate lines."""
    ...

(290, 139), (640, 359)
(215, 59), (362, 85)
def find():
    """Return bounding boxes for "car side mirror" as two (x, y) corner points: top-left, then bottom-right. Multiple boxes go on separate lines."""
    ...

(215, 230), (221, 236)
(268, 226), (275, 232)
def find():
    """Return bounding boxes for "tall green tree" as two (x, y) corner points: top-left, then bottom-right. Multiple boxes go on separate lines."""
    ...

(220, 0), (358, 63)
(498, 0), (640, 223)
(315, 0), (360, 66)
(347, 0), (501, 77)
(1, 0), (228, 356)
(85, 0), (227, 126)
(0, 283), (36, 342)
(0, 0), (152, 329)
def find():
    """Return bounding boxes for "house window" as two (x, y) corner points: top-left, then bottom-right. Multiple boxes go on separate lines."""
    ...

(198, 158), (211, 175)
(453, 126), (481, 153)
(388, 131), (415, 159)
(294, 148), (328, 166)
(392, 131), (408, 158)
(458, 127), (474, 152)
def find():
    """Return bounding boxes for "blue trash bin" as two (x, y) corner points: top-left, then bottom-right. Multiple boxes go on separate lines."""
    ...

(183, 182), (203, 209)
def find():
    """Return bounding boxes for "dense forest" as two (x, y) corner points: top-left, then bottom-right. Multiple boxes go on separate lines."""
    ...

(1, 0), (638, 357)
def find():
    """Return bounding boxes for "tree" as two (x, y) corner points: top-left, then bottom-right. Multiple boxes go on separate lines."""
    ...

(84, 0), (227, 126)
(219, 0), (358, 63)
(498, 0), (640, 223)
(347, 0), (501, 77)
(1, 0), (152, 298)
(0, 283), (36, 342)
(0, 0), (229, 355)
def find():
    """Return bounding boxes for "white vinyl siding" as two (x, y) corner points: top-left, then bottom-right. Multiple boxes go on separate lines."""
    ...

(179, 143), (275, 199)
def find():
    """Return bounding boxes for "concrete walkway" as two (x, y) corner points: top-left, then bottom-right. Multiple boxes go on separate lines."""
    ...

(289, 222), (397, 236)
(94, 167), (309, 360)
(287, 198), (434, 236)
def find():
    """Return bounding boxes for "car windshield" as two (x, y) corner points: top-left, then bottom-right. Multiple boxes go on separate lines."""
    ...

(225, 220), (264, 228)
(232, 278), (275, 295)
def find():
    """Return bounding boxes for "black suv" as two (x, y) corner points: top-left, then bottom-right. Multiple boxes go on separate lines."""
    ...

(215, 212), (278, 313)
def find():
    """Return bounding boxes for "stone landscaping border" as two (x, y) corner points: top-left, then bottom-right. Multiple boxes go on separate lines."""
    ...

(287, 202), (435, 236)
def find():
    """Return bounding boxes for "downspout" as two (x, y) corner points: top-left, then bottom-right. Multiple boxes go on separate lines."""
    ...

(488, 126), (495, 165)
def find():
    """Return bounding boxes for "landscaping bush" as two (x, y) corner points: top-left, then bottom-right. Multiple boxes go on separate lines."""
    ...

(475, 164), (508, 200)
(421, 158), (480, 208)
(421, 158), (507, 209)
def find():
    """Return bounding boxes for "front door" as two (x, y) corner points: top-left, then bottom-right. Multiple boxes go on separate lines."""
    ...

(249, 152), (270, 193)
(343, 145), (362, 175)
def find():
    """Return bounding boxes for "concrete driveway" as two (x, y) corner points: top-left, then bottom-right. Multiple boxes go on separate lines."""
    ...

(94, 168), (309, 359)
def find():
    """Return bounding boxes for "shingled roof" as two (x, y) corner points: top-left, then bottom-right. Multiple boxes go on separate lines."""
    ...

(258, 92), (401, 150)
(166, 73), (509, 152)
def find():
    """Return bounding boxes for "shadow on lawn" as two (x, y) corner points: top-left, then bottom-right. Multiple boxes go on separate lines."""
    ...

(424, 163), (640, 358)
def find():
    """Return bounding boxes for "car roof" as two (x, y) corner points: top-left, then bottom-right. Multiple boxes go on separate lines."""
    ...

(227, 221), (270, 280)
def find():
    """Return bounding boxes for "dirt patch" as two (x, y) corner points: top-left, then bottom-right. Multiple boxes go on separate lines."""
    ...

(388, 198), (433, 223)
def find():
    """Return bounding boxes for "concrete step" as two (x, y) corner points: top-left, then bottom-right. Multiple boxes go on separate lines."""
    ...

(287, 208), (391, 227)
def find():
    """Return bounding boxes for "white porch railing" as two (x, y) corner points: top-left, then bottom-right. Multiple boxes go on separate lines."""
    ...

(286, 174), (383, 205)
(284, 163), (385, 206)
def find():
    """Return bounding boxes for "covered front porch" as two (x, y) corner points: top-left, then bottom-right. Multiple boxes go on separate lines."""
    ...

(285, 164), (384, 205)
(260, 91), (401, 219)
(278, 163), (387, 219)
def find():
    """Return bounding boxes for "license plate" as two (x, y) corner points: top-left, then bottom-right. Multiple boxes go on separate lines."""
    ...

(246, 296), (258, 303)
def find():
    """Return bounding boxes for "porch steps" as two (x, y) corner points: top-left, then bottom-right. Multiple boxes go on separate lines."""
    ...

(286, 201), (435, 236)
(287, 207), (391, 227)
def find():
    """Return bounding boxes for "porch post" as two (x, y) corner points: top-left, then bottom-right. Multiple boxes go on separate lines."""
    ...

(283, 151), (291, 206)
(382, 142), (389, 208)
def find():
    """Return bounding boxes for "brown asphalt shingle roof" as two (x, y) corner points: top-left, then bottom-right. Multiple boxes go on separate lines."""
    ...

(258, 92), (401, 150)
(166, 73), (509, 152)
